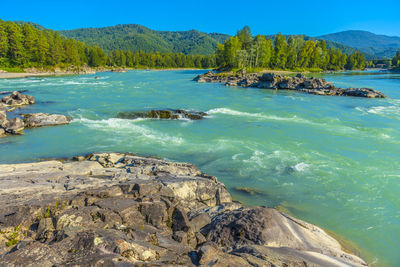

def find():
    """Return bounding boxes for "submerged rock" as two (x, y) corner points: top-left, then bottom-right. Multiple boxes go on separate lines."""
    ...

(22, 113), (72, 128)
(234, 186), (265, 196)
(194, 71), (386, 98)
(1, 91), (35, 106)
(0, 152), (367, 266)
(117, 109), (208, 120)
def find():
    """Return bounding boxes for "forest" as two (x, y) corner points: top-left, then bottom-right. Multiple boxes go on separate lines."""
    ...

(0, 20), (372, 71)
(0, 20), (216, 69)
(216, 26), (367, 71)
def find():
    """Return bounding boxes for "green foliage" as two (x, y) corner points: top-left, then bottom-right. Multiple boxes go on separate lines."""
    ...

(6, 225), (20, 247)
(0, 19), (103, 68)
(60, 24), (230, 55)
(215, 26), (366, 71)
(392, 51), (400, 67)
(0, 19), (216, 70)
(318, 30), (400, 59)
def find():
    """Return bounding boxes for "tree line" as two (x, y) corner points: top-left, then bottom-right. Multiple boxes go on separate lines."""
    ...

(0, 20), (216, 69)
(1, 20), (369, 71)
(392, 51), (400, 68)
(216, 26), (366, 71)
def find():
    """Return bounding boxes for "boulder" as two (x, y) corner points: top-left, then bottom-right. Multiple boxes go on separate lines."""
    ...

(117, 109), (208, 120)
(0, 106), (6, 122)
(1, 91), (35, 106)
(2, 117), (24, 134)
(341, 88), (386, 98)
(22, 113), (72, 128)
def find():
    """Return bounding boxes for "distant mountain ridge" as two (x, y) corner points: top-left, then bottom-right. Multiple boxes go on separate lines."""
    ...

(15, 21), (399, 59)
(318, 30), (400, 58)
(60, 24), (364, 58)
(59, 24), (230, 55)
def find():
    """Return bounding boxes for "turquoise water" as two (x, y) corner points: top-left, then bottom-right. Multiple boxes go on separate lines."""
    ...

(0, 70), (399, 266)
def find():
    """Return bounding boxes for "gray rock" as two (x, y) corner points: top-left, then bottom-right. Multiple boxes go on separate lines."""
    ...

(1, 91), (35, 106)
(0, 153), (367, 266)
(22, 113), (72, 127)
(117, 109), (208, 120)
(2, 117), (24, 134)
(194, 72), (386, 98)
(189, 212), (211, 232)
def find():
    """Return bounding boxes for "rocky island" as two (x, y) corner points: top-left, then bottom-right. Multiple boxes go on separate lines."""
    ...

(194, 70), (386, 98)
(0, 152), (367, 266)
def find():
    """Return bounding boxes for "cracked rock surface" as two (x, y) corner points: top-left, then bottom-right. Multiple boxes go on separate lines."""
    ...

(0, 153), (367, 266)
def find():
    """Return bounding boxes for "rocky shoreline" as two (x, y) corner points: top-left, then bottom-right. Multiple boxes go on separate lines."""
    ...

(0, 152), (367, 266)
(194, 70), (386, 98)
(0, 91), (71, 136)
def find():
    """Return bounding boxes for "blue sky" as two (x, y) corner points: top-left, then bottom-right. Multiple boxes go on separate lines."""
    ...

(1, 0), (400, 36)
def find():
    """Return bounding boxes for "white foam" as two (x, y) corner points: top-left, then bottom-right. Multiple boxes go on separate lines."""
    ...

(72, 117), (183, 145)
(208, 107), (313, 124)
(292, 162), (310, 172)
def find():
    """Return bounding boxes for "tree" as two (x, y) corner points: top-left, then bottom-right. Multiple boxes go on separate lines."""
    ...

(392, 51), (400, 67)
(273, 33), (287, 69)
(224, 36), (242, 68)
(5, 22), (25, 65)
(236, 26), (252, 50)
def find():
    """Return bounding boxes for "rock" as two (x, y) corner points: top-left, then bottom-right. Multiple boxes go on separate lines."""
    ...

(0, 153), (367, 266)
(194, 72), (386, 98)
(341, 87), (386, 98)
(2, 117), (24, 134)
(234, 187), (264, 196)
(1, 91), (35, 106)
(236, 69), (247, 77)
(189, 212), (211, 232)
(117, 109), (208, 120)
(22, 113), (72, 128)
(111, 68), (127, 73)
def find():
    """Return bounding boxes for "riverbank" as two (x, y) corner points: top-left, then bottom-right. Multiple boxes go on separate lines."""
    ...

(0, 152), (367, 266)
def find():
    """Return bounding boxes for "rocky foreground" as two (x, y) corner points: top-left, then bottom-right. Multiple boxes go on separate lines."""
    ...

(0, 153), (367, 266)
(194, 70), (386, 98)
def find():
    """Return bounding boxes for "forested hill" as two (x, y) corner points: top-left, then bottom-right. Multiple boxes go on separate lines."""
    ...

(60, 24), (365, 58)
(318, 30), (400, 58)
(60, 24), (230, 55)
(264, 34), (363, 57)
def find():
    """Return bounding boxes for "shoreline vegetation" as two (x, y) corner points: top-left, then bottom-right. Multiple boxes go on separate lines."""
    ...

(0, 152), (368, 266)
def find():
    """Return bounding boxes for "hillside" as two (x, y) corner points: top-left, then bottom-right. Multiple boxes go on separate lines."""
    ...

(318, 30), (400, 58)
(60, 24), (230, 55)
(265, 34), (361, 54)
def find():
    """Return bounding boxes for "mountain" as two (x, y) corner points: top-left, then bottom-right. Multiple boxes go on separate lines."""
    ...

(318, 30), (400, 58)
(60, 24), (230, 55)
(264, 34), (367, 57)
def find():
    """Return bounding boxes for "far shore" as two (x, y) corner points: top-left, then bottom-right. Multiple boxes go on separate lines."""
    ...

(0, 72), (79, 79)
